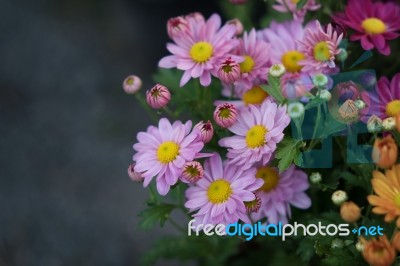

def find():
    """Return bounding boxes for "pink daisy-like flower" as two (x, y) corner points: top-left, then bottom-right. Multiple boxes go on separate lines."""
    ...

(232, 29), (271, 93)
(273, 0), (320, 21)
(251, 164), (311, 224)
(333, 0), (400, 56)
(158, 13), (240, 87)
(298, 21), (343, 74)
(219, 98), (290, 170)
(374, 73), (400, 119)
(217, 85), (270, 110)
(257, 20), (307, 74)
(133, 118), (205, 195)
(185, 153), (263, 226)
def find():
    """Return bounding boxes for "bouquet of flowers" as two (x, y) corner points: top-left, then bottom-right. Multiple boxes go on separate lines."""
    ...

(124, 0), (400, 265)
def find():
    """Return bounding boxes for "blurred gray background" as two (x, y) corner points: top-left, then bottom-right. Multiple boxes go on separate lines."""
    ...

(0, 0), (217, 265)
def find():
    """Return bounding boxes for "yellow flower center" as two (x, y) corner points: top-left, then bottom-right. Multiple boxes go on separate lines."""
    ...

(256, 167), (279, 192)
(219, 108), (232, 118)
(394, 193), (400, 208)
(386, 100), (400, 117)
(362, 18), (386, 35)
(189, 42), (213, 63)
(207, 179), (232, 204)
(240, 55), (255, 73)
(242, 86), (269, 105)
(281, 50), (305, 73)
(246, 125), (267, 148)
(127, 77), (134, 85)
(156, 141), (180, 164)
(313, 41), (331, 62)
(291, 0), (299, 3)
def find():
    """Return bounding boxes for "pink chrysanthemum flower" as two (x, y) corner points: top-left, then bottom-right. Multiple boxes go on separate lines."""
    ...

(333, 0), (400, 56)
(257, 20), (307, 74)
(273, 0), (320, 21)
(375, 73), (400, 118)
(158, 13), (240, 87)
(298, 21), (343, 74)
(185, 153), (263, 226)
(214, 103), (238, 128)
(251, 164), (311, 224)
(232, 29), (271, 93)
(133, 118), (205, 195)
(219, 98), (290, 170)
(194, 120), (214, 143)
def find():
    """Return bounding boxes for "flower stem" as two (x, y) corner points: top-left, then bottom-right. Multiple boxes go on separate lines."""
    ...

(135, 93), (158, 123)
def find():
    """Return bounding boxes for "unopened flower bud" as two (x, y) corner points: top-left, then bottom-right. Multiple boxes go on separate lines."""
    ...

(218, 57), (241, 84)
(288, 102), (305, 119)
(123, 75), (142, 94)
(362, 236), (396, 266)
(269, 64), (286, 77)
(167, 16), (189, 39)
(331, 238), (344, 249)
(340, 201), (361, 223)
(382, 117), (396, 131)
(354, 99), (366, 110)
(128, 163), (144, 182)
(226, 19), (243, 36)
(372, 135), (398, 169)
(318, 89), (332, 101)
(367, 115), (382, 133)
(336, 48), (348, 62)
(356, 241), (364, 252)
(146, 84), (171, 109)
(244, 193), (261, 213)
(214, 103), (237, 128)
(337, 99), (359, 123)
(332, 190), (348, 206)
(313, 73), (328, 87)
(310, 172), (322, 184)
(181, 161), (204, 183)
(194, 120), (214, 143)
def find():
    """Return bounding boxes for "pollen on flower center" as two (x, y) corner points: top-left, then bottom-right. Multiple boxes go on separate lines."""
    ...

(246, 125), (267, 148)
(362, 18), (386, 35)
(240, 55), (255, 73)
(313, 41), (331, 62)
(256, 167), (279, 192)
(242, 86), (269, 105)
(207, 179), (232, 204)
(156, 141), (180, 164)
(386, 100), (400, 117)
(281, 50), (305, 73)
(190, 42), (214, 63)
(394, 193), (400, 208)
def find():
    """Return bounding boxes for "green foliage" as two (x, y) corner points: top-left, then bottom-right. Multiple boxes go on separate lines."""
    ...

(138, 203), (176, 230)
(261, 74), (285, 104)
(275, 137), (304, 172)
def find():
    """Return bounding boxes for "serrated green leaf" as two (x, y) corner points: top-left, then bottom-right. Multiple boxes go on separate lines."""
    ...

(138, 203), (176, 230)
(275, 137), (304, 172)
(261, 74), (285, 104)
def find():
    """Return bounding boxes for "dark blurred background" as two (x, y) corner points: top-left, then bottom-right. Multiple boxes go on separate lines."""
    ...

(0, 0), (219, 265)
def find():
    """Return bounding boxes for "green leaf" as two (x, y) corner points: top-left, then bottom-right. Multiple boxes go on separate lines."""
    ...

(296, 0), (308, 10)
(349, 50), (373, 69)
(305, 97), (326, 110)
(261, 74), (285, 104)
(275, 137), (304, 171)
(138, 203), (176, 230)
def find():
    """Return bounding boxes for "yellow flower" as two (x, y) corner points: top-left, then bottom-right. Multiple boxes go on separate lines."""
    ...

(368, 164), (400, 222)
(361, 235), (396, 266)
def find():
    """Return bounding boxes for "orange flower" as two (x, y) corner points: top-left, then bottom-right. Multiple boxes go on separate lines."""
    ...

(372, 135), (398, 169)
(361, 235), (396, 266)
(392, 231), (400, 252)
(340, 201), (361, 223)
(368, 165), (400, 222)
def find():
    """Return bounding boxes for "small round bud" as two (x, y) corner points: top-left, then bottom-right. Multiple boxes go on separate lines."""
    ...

(337, 99), (359, 123)
(128, 163), (144, 182)
(181, 161), (204, 183)
(382, 117), (396, 131)
(331, 190), (348, 206)
(226, 19), (243, 36)
(312, 73), (328, 87)
(336, 48), (348, 62)
(356, 241), (364, 252)
(367, 115), (382, 133)
(372, 135), (398, 169)
(318, 90), (332, 101)
(146, 84), (171, 109)
(287, 102), (305, 119)
(354, 100), (366, 110)
(167, 16), (189, 39)
(310, 172), (322, 184)
(214, 103), (237, 128)
(340, 201), (361, 223)
(194, 120), (214, 143)
(217, 57), (241, 84)
(244, 193), (262, 213)
(331, 238), (344, 249)
(269, 64), (286, 77)
(123, 75), (142, 94)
